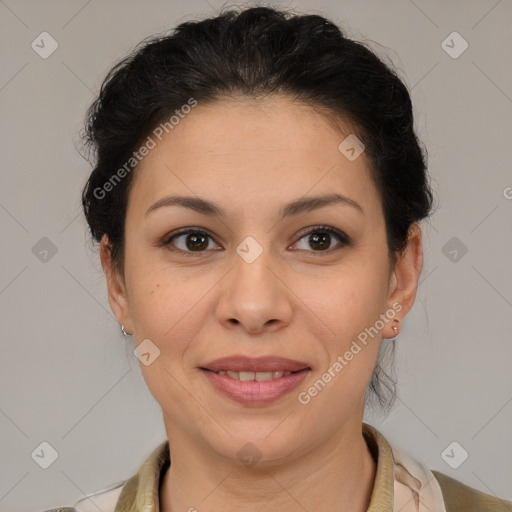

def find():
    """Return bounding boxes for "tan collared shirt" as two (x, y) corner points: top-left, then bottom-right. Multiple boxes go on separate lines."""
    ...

(54, 423), (510, 512)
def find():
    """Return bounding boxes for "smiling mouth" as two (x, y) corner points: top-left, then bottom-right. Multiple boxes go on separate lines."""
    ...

(200, 365), (311, 405)
(202, 369), (302, 381)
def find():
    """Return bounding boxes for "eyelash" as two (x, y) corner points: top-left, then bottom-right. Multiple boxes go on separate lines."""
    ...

(161, 225), (350, 257)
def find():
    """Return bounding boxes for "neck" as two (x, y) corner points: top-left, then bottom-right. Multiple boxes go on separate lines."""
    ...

(159, 423), (377, 512)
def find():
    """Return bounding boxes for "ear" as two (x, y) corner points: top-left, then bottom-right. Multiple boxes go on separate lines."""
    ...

(382, 223), (423, 339)
(100, 234), (133, 334)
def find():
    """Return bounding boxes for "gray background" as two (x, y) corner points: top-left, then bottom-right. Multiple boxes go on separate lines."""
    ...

(1, 0), (511, 510)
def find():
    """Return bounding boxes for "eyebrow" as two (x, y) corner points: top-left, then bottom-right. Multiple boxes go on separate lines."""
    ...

(145, 192), (364, 219)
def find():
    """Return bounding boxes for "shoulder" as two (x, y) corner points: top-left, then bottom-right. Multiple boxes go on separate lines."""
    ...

(40, 480), (126, 512)
(42, 440), (169, 512)
(73, 481), (126, 512)
(383, 430), (511, 512)
(432, 470), (512, 512)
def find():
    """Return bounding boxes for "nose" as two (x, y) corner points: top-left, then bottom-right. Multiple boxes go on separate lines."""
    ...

(215, 245), (293, 335)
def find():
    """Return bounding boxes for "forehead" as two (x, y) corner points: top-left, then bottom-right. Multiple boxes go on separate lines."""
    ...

(128, 96), (380, 219)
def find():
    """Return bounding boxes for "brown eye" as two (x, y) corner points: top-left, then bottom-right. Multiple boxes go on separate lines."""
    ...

(164, 229), (220, 254)
(308, 232), (331, 251)
(293, 226), (349, 253)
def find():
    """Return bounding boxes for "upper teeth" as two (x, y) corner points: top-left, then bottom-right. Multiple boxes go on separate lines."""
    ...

(217, 370), (292, 381)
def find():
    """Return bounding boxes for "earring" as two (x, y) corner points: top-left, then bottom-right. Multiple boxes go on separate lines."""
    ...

(392, 319), (400, 336)
(121, 324), (130, 336)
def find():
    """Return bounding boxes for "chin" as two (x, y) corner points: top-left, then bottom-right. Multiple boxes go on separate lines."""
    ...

(198, 416), (313, 469)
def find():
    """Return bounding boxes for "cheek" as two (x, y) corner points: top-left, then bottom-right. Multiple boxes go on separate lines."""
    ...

(299, 261), (389, 340)
(300, 271), (386, 400)
(127, 262), (219, 363)
(130, 274), (207, 407)
(132, 282), (200, 339)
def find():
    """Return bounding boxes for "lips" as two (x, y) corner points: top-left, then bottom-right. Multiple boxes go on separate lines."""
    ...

(201, 355), (310, 373)
(200, 356), (311, 404)
(200, 356), (311, 405)
(201, 368), (310, 405)
(216, 370), (293, 381)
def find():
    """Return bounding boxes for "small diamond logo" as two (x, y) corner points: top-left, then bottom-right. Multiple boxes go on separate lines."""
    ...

(237, 442), (262, 467)
(31, 441), (59, 469)
(441, 32), (468, 59)
(134, 338), (161, 366)
(442, 236), (468, 263)
(441, 441), (468, 469)
(31, 32), (59, 59)
(236, 236), (263, 263)
(32, 237), (58, 263)
(338, 134), (366, 161)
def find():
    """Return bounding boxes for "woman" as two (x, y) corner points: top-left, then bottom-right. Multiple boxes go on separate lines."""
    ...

(49, 6), (511, 512)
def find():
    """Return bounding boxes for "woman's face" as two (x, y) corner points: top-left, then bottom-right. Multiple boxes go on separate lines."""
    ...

(102, 96), (421, 464)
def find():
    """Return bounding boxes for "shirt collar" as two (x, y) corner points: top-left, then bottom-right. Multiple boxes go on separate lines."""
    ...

(114, 422), (395, 512)
(363, 423), (395, 510)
